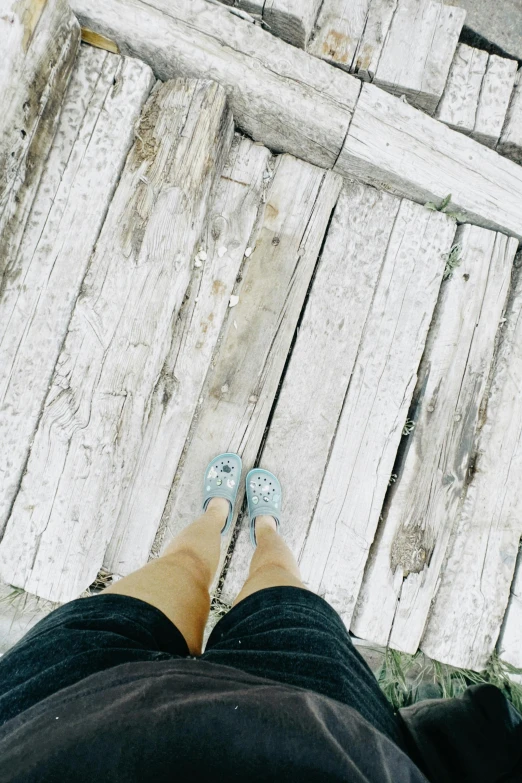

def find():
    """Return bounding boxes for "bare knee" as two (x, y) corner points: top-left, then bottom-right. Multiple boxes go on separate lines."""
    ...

(166, 547), (213, 590)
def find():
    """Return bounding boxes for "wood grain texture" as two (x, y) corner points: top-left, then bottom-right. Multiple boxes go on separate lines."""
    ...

(0, 0), (80, 279)
(435, 44), (488, 134)
(298, 203), (455, 626)
(421, 251), (522, 670)
(69, 0), (361, 170)
(497, 68), (522, 165)
(155, 155), (342, 592)
(499, 551), (522, 671)
(308, 0), (370, 72)
(81, 27), (120, 53)
(336, 83), (522, 241)
(353, 0), (398, 81)
(0, 79), (234, 602)
(264, 0), (323, 48)
(374, 0), (466, 114)
(221, 180), (402, 603)
(472, 54), (518, 148)
(0, 46), (154, 534)
(104, 137), (271, 577)
(352, 225), (515, 652)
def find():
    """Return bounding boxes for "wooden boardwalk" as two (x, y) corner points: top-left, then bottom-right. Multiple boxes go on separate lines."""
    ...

(1, 0), (522, 674)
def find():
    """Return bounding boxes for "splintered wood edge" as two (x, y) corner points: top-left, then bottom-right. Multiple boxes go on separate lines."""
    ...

(81, 27), (120, 54)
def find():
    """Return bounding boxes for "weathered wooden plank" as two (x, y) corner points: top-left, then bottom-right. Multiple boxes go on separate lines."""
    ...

(0, 79), (234, 602)
(0, 585), (57, 654)
(498, 69), (522, 164)
(0, 0), (80, 278)
(263, 0), (323, 48)
(297, 203), (455, 626)
(154, 156), (342, 589)
(353, 0), (398, 82)
(219, 0), (264, 18)
(374, 0), (466, 114)
(471, 54), (518, 148)
(499, 552), (522, 672)
(0, 47), (154, 534)
(104, 137), (271, 577)
(352, 225), (515, 652)
(308, 0), (370, 72)
(336, 83), (522, 241)
(70, 0), (361, 170)
(221, 180), (402, 604)
(421, 251), (522, 670)
(435, 44), (488, 135)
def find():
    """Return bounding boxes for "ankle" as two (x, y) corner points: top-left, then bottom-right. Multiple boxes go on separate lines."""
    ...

(207, 497), (230, 521)
(255, 515), (278, 536)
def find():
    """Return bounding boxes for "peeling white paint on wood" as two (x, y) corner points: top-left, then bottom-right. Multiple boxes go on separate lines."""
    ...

(435, 44), (488, 134)
(499, 550), (522, 672)
(0, 80), (234, 602)
(298, 203), (455, 627)
(352, 225), (514, 652)
(104, 137), (271, 577)
(472, 54), (518, 148)
(498, 68), (522, 163)
(221, 180), (402, 603)
(70, 0), (361, 170)
(336, 83), (522, 241)
(0, 47), (154, 534)
(421, 249), (522, 670)
(0, 0), (80, 277)
(308, 0), (371, 72)
(374, 0), (466, 114)
(155, 155), (342, 595)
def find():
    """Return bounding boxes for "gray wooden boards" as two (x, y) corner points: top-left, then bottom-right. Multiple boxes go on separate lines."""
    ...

(352, 225), (517, 653)
(336, 83), (522, 241)
(373, 0), (466, 114)
(308, 0), (398, 82)
(435, 44), (488, 134)
(0, 0), (80, 276)
(70, 0), (522, 243)
(0, 79), (234, 602)
(498, 69), (522, 165)
(308, 0), (375, 73)
(104, 136), (271, 578)
(221, 189), (456, 607)
(69, 0), (361, 170)
(153, 156), (342, 592)
(421, 254), (522, 670)
(0, 46), (154, 535)
(471, 55), (518, 148)
(221, 0), (323, 48)
(499, 551), (522, 673)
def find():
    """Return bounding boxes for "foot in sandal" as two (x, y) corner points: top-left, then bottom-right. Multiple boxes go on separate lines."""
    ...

(245, 468), (282, 547)
(202, 453), (242, 535)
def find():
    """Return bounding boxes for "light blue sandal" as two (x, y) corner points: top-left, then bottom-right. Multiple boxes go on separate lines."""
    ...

(203, 453), (242, 535)
(246, 468), (282, 547)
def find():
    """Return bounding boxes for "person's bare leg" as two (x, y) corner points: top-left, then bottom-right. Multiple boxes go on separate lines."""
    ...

(233, 516), (306, 606)
(103, 497), (228, 655)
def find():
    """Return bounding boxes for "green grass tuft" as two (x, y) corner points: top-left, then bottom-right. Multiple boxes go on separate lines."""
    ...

(376, 648), (522, 712)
